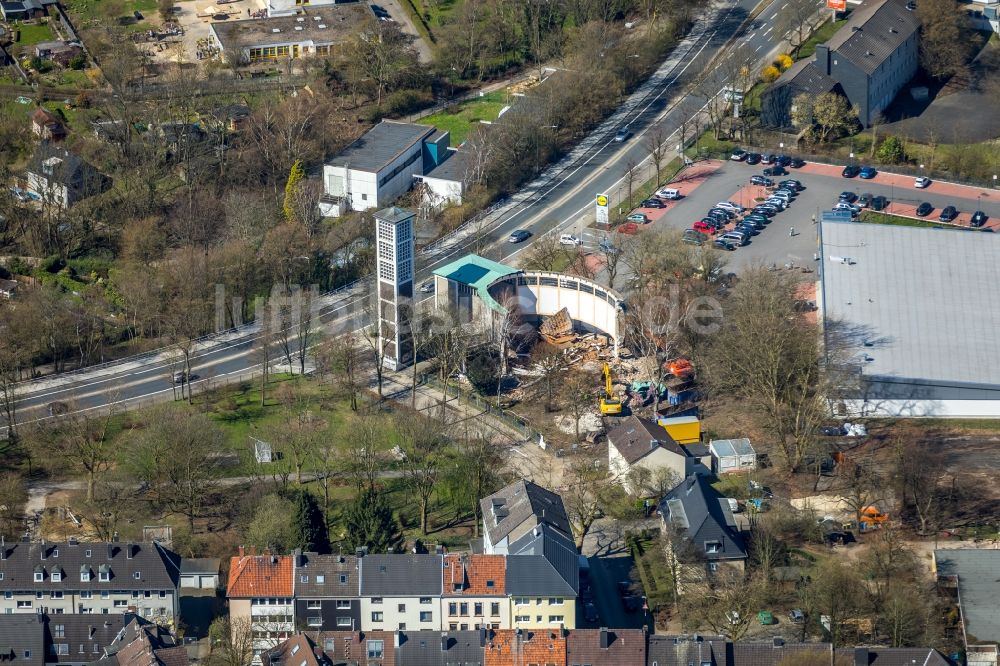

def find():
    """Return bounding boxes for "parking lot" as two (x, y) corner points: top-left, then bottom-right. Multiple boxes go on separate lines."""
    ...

(609, 157), (1000, 272)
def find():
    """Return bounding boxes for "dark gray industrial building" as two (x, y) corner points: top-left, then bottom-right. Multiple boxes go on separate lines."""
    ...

(761, 0), (920, 128)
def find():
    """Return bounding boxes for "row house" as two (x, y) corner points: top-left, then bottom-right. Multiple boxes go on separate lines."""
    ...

(358, 554), (442, 633)
(441, 554), (509, 631)
(226, 548), (294, 655)
(0, 538), (181, 624)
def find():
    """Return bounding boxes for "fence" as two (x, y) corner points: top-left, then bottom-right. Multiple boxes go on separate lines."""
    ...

(423, 375), (540, 444)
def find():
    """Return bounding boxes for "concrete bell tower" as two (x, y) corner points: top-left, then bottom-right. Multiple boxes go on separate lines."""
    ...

(374, 207), (415, 370)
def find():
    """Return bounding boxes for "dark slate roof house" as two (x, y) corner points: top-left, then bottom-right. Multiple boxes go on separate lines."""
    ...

(358, 554), (443, 597)
(46, 614), (129, 664)
(25, 144), (112, 209)
(647, 634), (731, 666)
(504, 524), (579, 597)
(94, 617), (187, 666)
(395, 630), (484, 666)
(0, 614), (45, 663)
(566, 628), (646, 666)
(761, 0), (920, 128)
(480, 479), (573, 554)
(658, 475), (748, 565)
(295, 552), (360, 597)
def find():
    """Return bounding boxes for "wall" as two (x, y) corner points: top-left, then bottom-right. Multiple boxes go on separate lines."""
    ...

(440, 596), (509, 630)
(421, 175), (464, 207)
(26, 172), (68, 208)
(360, 596), (440, 631)
(509, 596), (576, 630)
(323, 165), (378, 212)
(866, 32), (918, 125)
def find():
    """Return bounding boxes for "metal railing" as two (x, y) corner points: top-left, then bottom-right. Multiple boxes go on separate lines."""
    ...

(423, 376), (540, 444)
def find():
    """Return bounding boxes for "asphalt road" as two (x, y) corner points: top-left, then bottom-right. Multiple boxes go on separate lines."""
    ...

(9, 0), (823, 424)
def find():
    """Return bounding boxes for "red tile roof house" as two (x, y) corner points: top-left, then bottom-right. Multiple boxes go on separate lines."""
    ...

(441, 553), (508, 630)
(227, 547), (295, 657)
(30, 108), (65, 141)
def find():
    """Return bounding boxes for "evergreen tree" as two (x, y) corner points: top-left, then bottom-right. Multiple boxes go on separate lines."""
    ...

(283, 160), (306, 224)
(345, 487), (402, 554)
(289, 489), (330, 553)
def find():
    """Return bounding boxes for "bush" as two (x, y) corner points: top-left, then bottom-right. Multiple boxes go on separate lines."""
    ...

(876, 135), (906, 164)
(776, 54), (794, 71)
(466, 349), (499, 395)
(762, 65), (781, 83)
(385, 89), (433, 116)
(39, 255), (65, 273)
(68, 54), (86, 70)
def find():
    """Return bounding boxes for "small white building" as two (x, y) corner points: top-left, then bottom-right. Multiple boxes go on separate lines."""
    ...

(709, 438), (757, 475)
(179, 558), (220, 590)
(607, 416), (711, 495)
(320, 121), (449, 217)
(418, 149), (472, 208)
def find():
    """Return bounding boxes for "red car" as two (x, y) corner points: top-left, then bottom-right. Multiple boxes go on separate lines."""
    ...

(616, 222), (639, 235)
(692, 220), (716, 234)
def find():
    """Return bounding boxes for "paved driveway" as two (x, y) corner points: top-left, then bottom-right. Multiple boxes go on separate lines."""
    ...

(579, 518), (656, 631)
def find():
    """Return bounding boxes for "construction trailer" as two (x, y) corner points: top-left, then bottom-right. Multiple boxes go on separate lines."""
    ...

(656, 415), (701, 445)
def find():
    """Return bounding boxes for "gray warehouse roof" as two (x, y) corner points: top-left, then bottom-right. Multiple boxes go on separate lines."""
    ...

(825, 0), (920, 75)
(359, 554), (442, 596)
(210, 4), (367, 52)
(820, 221), (1000, 391)
(935, 549), (1000, 643)
(424, 150), (472, 183)
(326, 120), (435, 173)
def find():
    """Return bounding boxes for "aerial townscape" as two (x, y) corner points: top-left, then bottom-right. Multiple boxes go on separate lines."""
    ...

(0, 0), (999, 663)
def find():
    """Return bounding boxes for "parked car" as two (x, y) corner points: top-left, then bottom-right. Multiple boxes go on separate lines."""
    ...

(859, 166), (877, 179)
(715, 201), (743, 213)
(819, 425), (845, 436)
(745, 152), (762, 165)
(858, 193), (872, 207)
(693, 221), (715, 234)
(916, 202), (933, 217)
(708, 207), (734, 219)
(761, 154), (775, 164)
(914, 176), (931, 188)
(614, 126), (631, 142)
(780, 179), (803, 191)
(713, 238), (736, 251)
(730, 149), (747, 161)
(939, 205), (958, 222)
(764, 199), (787, 210)
(721, 231), (749, 246)
(774, 187), (796, 198)
(762, 166), (787, 177)
(419, 280), (435, 293)
(842, 164), (860, 178)
(705, 212), (729, 225)
(656, 187), (681, 199)
(971, 210), (988, 227)
(758, 610), (776, 625)
(682, 229), (708, 245)
(584, 603), (599, 623)
(789, 157), (806, 168)
(626, 212), (650, 224)
(508, 229), (531, 243)
(871, 195), (888, 211)
(559, 233), (582, 246)
(839, 191), (858, 203)
(775, 155), (792, 167)
(752, 206), (777, 217)
(789, 609), (805, 623)
(640, 198), (665, 208)
(750, 175), (773, 186)
(741, 218), (765, 230)
(598, 238), (619, 254)
(833, 202), (860, 214)
(744, 214), (770, 226)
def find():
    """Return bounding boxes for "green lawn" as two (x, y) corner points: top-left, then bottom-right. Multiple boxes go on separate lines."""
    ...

(15, 21), (55, 45)
(62, 0), (158, 26)
(794, 19), (846, 60)
(859, 211), (950, 229)
(419, 91), (507, 145)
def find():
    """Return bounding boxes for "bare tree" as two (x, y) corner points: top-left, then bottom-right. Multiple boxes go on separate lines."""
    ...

(51, 403), (119, 502)
(623, 157), (639, 209)
(563, 457), (613, 551)
(396, 415), (445, 535)
(346, 415), (387, 492)
(531, 346), (568, 413)
(206, 616), (255, 666)
(645, 123), (669, 185)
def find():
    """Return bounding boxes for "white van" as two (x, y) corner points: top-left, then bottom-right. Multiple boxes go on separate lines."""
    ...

(656, 187), (681, 200)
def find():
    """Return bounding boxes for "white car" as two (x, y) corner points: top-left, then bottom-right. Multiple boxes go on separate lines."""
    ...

(715, 202), (743, 213)
(764, 198), (787, 210)
(833, 202), (860, 214)
(559, 234), (582, 246)
(914, 176), (931, 189)
(419, 281), (434, 294)
(656, 187), (681, 199)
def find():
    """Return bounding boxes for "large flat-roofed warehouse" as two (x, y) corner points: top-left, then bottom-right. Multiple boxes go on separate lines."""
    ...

(208, 4), (367, 64)
(819, 220), (1000, 417)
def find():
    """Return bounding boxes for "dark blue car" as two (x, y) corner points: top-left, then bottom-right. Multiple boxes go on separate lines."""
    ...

(859, 166), (877, 179)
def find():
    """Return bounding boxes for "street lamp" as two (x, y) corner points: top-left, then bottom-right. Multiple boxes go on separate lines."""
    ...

(994, 174), (998, 188)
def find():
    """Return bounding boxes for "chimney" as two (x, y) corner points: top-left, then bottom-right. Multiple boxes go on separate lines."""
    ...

(479, 627), (487, 647)
(815, 44), (831, 76)
(0, 547), (5, 561)
(854, 647), (869, 666)
(294, 548), (302, 567)
(126, 544), (134, 559)
(599, 627), (610, 650)
(67, 537), (77, 546)
(355, 547), (367, 558)
(238, 546), (245, 558)
(107, 544), (115, 560)
(112, 531), (119, 543)
(40, 547), (47, 561)
(440, 633), (449, 652)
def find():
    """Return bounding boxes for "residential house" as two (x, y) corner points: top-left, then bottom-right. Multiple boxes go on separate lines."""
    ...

(480, 480), (573, 556)
(658, 475), (748, 577)
(226, 548), (294, 655)
(292, 551), (361, 632)
(761, 0), (920, 128)
(709, 438), (757, 475)
(835, 646), (952, 666)
(759, 58), (843, 129)
(259, 634), (324, 666)
(505, 524), (579, 630)
(178, 558), (219, 591)
(483, 628), (567, 666)
(358, 555), (442, 632)
(566, 627), (645, 666)
(646, 633), (731, 666)
(0, 538), (181, 623)
(607, 416), (711, 494)
(320, 121), (451, 217)
(206, 104), (251, 133)
(395, 630), (485, 666)
(0, 0), (56, 20)
(45, 614), (130, 665)
(25, 145), (110, 209)
(314, 630), (396, 666)
(0, 614), (45, 663)
(93, 616), (186, 666)
(33, 41), (82, 66)
(30, 109), (65, 141)
(416, 150), (473, 208)
(441, 554), (508, 631)
(934, 549), (1000, 657)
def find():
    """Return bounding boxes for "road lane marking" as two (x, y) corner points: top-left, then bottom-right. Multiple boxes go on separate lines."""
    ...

(764, 25), (773, 35)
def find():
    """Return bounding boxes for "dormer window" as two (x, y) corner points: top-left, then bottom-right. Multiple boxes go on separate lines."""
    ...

(705, 541), (721, 554)
(34, 567), (44, 583)
(98, 565), (110, 582)
(486, 580), (495, 589)
(52, 571), (62, 582)
(80, 567), (91, 582)
(301, 575), (308, 583)
(52, 549), (58, 558)
(85, 550), (91, 558)
(133, 572), (141, 580)
(339, 575), (347, 584)
(316, 575), (324, 584)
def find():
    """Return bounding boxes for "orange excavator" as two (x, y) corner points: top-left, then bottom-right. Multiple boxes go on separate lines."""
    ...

(859, 506), (889, 529)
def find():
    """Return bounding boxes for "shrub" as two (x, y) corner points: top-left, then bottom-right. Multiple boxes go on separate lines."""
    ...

(39, 255), (65, 273)
(68, 54), (86, 70)
(762, 65), (781, 83)
(876, 135), (906, 164)
(776, 54), (794, 70)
